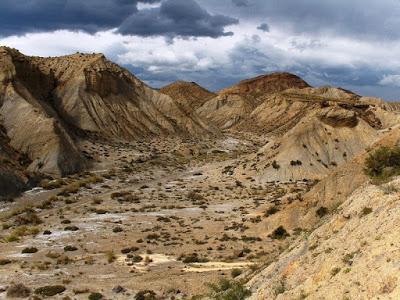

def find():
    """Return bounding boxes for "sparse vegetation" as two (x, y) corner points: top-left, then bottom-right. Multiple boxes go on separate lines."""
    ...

(290, 160), (302, 166)
(6, 283), (31, 298)
(21, 247), (38, 254)
(89, 292), (104, 300)
(316, 206), (328, 218)
(273, 279), (286, 296)
(135, 290), (157, 300)
(364, 146), (400, 183)
(231, 268), (243, 278)
(269, 226), (289, 240)
(207, 279), (251, 300)
(331, 267), (341, 276)
(272, 160), (280, 170)
(34, 285), (66, 297)
(360, 207), (373, 216)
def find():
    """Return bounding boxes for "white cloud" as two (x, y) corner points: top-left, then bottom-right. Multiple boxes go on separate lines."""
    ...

(379, 75), (400, 87)
(1, 21), (400, 98)
(137, 2), (161, 10)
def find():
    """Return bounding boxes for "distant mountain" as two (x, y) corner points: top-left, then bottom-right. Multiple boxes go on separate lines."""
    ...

(197, 72), (310, 129)
(160, 80), (216, 110)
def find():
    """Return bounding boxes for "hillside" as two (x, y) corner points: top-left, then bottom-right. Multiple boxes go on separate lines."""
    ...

(218, 72), (310, 99)
(244, 127), (400, 299)
(233, 87), (400, 182)
(197, 72), (310, 129)
(248, 177), (400, 299)
(0, 47), (216, 177)
(160, 80), (216, 110)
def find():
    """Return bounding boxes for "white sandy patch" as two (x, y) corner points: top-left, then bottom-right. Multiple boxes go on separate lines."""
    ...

(184, 261), (254, 273)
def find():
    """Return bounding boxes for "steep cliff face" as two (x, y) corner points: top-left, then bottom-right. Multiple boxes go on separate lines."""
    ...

(0, 124), (30, 199)
(0, 47), (85, 177)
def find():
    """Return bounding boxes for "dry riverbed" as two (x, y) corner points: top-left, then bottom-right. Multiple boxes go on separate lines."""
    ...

(0, 135), (313, 299)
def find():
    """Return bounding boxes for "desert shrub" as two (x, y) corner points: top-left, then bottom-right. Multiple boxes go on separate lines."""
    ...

(15, 212), (42, 225)
(130, 255), (143, 263)
(135, 290), (157, 300)
(272, 160), (280, 170)
(21, 247), (38, 254)
(207, 278), (251, 300)
(64, 226), (79, 231)
(364, 146), (400, 183)
(113, 226), (123, 233)
(269, 226), (289, 240)
(273, 279), (286, 296)
(360, 207), (373, 216)
(264, 206), (279, 217)
(331, 267), (341, 276)
(34, 285), (66, 297)
(179, 253), (209, 263)
(146, 233), (160, 240)
(316, 207), (328, 218)
(380, 183), (399, 194)
(6, 283), (31, 298)
(64, 245), (78, 252)
(58, 183), (80, 196)
(187, 190), (204, 202)
(121, 246), (139, 254)
(231, 268), (243, 278)
(4, 234), (20, 242)
(89, 292), (104, 300)
(40, 179), (66, 190)
(0, 259), (12, 265)
(290, 160), (302, 166)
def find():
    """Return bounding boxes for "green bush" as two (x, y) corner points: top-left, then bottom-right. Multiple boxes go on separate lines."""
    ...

(207, 279), (251, 300)
(364, 146), (400, 183)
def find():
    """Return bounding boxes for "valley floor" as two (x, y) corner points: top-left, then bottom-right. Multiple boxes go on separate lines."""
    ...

(0, 135), (314, 299)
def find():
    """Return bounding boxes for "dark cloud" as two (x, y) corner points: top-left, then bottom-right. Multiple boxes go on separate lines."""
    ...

(257, 23), (269, 32)
(0, 0), (237, 39)
(0, 0), (162, 36)
(231, 0), (249, 7)
(118, 0), (238, 38)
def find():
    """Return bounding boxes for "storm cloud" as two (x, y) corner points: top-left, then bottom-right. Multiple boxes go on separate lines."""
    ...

(118, 0), (238, 38)
(0, 0), (237, 39)
(0, 0), (160, 36)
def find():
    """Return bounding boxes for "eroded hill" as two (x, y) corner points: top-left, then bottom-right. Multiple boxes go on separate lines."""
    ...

(0, 47), (216, 188)
(196, 72), (310, 129)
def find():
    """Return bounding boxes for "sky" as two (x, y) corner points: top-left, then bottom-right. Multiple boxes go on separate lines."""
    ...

(1, 0), (400, 100)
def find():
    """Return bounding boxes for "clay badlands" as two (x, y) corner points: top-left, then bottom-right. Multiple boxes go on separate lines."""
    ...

(0, 47), (400, 299)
